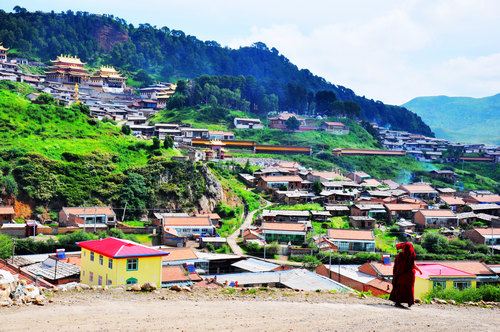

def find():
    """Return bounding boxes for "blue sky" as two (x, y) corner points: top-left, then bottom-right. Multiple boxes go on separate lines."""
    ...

(1, 0), (499, 104)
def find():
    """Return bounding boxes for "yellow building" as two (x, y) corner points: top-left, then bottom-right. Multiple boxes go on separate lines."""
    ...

(78, 237), (168, 288)
(414, 263), (476, 300)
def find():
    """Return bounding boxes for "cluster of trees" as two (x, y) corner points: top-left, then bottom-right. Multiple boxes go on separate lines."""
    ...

(0, 8), (433, 134)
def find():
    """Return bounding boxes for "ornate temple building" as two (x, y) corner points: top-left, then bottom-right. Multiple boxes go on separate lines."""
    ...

(45, 55), (89, 84)
(89, 66), (126, 92)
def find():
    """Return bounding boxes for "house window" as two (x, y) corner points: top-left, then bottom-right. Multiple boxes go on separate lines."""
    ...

(107, 279), (112, 286)
(99, 255), (103, 265)
(126, 277), (138, 285)
(127, 258), (138, 271)
(90, 252), (94, 261)
(454, 281), (471, 290)
(433, 281), (446, 290)
(108, 258), (113, 269)
(89, 272), (94, 282)
(98, 275), (102, 286)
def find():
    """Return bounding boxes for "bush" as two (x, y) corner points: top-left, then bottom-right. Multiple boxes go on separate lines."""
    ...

(425, 284), (500, 303)
(0, 234), (13, 259)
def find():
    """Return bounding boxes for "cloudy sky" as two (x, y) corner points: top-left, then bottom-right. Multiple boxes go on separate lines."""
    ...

(2, 0), (499, 104)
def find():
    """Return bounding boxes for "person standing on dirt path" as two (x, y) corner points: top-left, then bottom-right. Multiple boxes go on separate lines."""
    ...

(389, 242), (422, 309)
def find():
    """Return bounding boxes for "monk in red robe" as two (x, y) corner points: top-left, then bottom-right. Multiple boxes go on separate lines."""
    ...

(389, 242), (422, 308)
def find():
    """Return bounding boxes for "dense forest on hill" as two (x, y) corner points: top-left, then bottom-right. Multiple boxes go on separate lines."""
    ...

(0, 7), (432, 135)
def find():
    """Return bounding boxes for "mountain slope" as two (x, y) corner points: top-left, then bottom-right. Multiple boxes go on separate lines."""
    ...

(403, 94), (500, 145)
(0, 8), (432, 135)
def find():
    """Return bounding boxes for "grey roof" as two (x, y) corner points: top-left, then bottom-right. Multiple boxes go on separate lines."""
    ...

(324, 205), (350, 211)
(350, 216), (376, 221)
(231, 258), (279, 272)
(213, 269), (352, 292)
(22, 258), (80, 280)
(468, 204), (499, 211)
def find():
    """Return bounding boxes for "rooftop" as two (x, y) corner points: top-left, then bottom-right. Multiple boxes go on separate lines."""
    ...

(62, 206), (115, 216)
(162, 247), (199, 262)
(260, 175), (303, 183)
(417, 263), (473, 279)
(78, 237), (168, 259)
(261, 222), (307, 232)
(417, 209), (456, 217)
(400, 183), (437, 194)
(327, 229), (374, 241)
(0, 206), (15, 214)
(163, 216), (212, 227)
(231, 258), (280, 272)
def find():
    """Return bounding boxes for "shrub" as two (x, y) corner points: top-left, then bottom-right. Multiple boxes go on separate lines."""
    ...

(425, 284), (500, 303)
(0, 234), (13, 259)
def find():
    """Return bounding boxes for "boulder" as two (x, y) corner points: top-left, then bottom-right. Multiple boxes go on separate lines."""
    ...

(127, 284), (142, 292)
(33, 295), (46, 306)
(141, 282), (157, 292)
(181, 286), (192, 293)
(79, 283), (91, 290)
(170, 285), (182, 292)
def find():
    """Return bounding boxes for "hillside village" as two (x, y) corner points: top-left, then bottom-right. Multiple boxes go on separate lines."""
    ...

(0, 44), (499, 308)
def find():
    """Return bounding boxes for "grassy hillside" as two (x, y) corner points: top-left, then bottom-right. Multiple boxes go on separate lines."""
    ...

(0, 83), (223, 219)
(403, 94), (500, 145)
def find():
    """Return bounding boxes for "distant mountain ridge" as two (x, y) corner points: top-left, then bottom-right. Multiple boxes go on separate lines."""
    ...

(0, 8), (432, 135)
(403, 94), (500, 145)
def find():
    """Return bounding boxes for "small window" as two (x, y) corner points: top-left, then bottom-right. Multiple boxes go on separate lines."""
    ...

(433, 281), (446, 290)
(99, 255), (103, 265)
(107, 279), (112, 286)
(90, 252), (94, 261)
(127, 258), (138, 271)
(454, 281), (471, 290)
(126, 277), (138, 285)
(108, 258), (113, 269)
(98, 275), (102, 286)
(89, 272), (94, 282)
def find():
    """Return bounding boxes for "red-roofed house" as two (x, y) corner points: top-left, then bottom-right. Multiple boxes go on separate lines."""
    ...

(464, 228), (500, 247)
(261, 222), (307, 245)
(327, 229), (375, 252)
(400, 183), (438, 201)
(321, 122), (349, 135)
(414, 263), (476, 299)
(0, 206), (15, 223)
(257, 175), (303, 191)
(414, 209), (458, 229)
(162, 216), (215, 238)
(78, 237), (168, 288)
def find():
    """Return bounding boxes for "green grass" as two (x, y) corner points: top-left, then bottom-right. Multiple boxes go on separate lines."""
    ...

(311, 216), (349, 235)
(425, 285), (500, 303)
(122, 220), (146, 227)
(133, 234), (153, 245)
(0, 88), (180, 172)
(374, 228), (397, 254)
(269, 203), (323, 211)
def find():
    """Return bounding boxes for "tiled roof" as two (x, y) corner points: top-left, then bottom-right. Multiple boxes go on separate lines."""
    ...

(384, 204), (421, 211)
(0, 206), (15, 214)
(62, 206), (115, 216)
(327, 229), (374, 241)
(162, 248), (198, 261)
(163, 216), (212, 227)
(22, 258), (80, 280)
(401, 183), (437, 194)
(417, 209), (455, 217)
(261, 222), (307, 232)
(260, 175), (303, 183)
(417, 263), (473, 279)
(78, 237), (168, 258)
(440, 196), (465, 205)
(472, 228), (500, 236)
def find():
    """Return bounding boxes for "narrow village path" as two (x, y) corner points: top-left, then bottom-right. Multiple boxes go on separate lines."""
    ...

(227, 199), (271, 256)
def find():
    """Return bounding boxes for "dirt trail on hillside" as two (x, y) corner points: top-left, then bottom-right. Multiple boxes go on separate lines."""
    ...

(1, 290), (498, 331)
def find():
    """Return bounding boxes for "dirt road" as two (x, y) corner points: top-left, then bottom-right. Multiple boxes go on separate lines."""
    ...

(1, 290), (498, 331)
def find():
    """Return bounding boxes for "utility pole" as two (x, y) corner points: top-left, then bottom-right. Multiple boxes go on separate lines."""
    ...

(121, 202), (128, 223)
(53, 257), (58, 281)
(94, 206), (97, 233)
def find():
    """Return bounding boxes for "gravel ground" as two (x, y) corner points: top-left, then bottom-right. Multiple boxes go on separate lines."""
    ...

(1, 288), (498, 331)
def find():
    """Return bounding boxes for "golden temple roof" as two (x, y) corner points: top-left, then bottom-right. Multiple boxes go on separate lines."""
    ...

(51, 55), (85, 65)
(0, 44), (9, 51)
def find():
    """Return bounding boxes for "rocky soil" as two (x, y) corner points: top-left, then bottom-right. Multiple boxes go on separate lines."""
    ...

(1, 287), (498, 331)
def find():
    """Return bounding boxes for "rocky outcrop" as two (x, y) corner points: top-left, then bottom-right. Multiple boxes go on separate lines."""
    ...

(197, 166), (224, 212)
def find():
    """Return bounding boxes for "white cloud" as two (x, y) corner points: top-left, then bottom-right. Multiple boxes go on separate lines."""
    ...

(229, 0), (500, 104)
